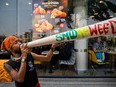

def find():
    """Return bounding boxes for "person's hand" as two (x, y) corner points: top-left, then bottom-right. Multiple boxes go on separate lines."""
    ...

(20, 43), (30, 59)
(51, 43), (60, 49)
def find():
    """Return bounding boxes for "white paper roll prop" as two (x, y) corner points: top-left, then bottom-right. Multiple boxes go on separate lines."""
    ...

(27, 17), (116, 48)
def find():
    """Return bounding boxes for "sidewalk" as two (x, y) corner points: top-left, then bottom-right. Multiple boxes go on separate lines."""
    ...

(0, 78), (116, 87)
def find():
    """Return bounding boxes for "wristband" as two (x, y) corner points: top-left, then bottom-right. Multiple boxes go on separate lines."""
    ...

(21, 58), (27, 62)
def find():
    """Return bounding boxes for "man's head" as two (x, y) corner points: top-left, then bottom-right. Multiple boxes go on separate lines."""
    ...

(96, 37), (101, 43)
(1, 36), (22, 55)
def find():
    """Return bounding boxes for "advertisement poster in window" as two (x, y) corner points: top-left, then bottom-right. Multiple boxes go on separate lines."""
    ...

(32, 0), (68, 37)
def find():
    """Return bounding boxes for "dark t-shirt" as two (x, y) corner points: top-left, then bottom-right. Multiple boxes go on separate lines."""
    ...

(93, 42), (103, 50)
(6, 53), (38, 87)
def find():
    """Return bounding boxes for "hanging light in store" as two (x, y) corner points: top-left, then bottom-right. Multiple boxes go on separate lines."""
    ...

(109, 15), (113, 18)
(28, 2), (32, 5)
(90, 15), (95, 19)
(99, 0), (103, 3)
(94, 12), (98, 15)
(5, 3), (9, 6)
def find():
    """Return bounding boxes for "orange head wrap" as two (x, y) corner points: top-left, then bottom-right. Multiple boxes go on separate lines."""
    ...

(1, 36), (18, 51)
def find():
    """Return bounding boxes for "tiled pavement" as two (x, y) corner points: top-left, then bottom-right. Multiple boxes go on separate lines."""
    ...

(0, 78), (116, 87)
(0, 66), (116, 87)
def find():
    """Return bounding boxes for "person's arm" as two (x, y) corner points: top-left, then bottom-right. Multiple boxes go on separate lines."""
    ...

(93, 48), (103, 52)
(103, 42), (109, 52)
(93, 46), (103, 52)
(93, 43), (97, 52)
(3, 44), (29, 83)
(4, 61), (26, 83)
(32, 43), (59, 62)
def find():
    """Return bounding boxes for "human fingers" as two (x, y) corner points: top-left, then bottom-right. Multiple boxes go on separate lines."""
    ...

(51, 43), (60, 48)
(21, 47), (29, 59)
(20, 43), (27, 50)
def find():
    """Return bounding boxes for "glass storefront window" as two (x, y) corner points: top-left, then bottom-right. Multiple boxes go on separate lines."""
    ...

(87, 0), (116, 77)
(0, 0), (116, 78)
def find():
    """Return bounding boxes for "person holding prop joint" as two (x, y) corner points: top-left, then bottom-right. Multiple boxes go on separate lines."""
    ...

(1, 35), (59, 87)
